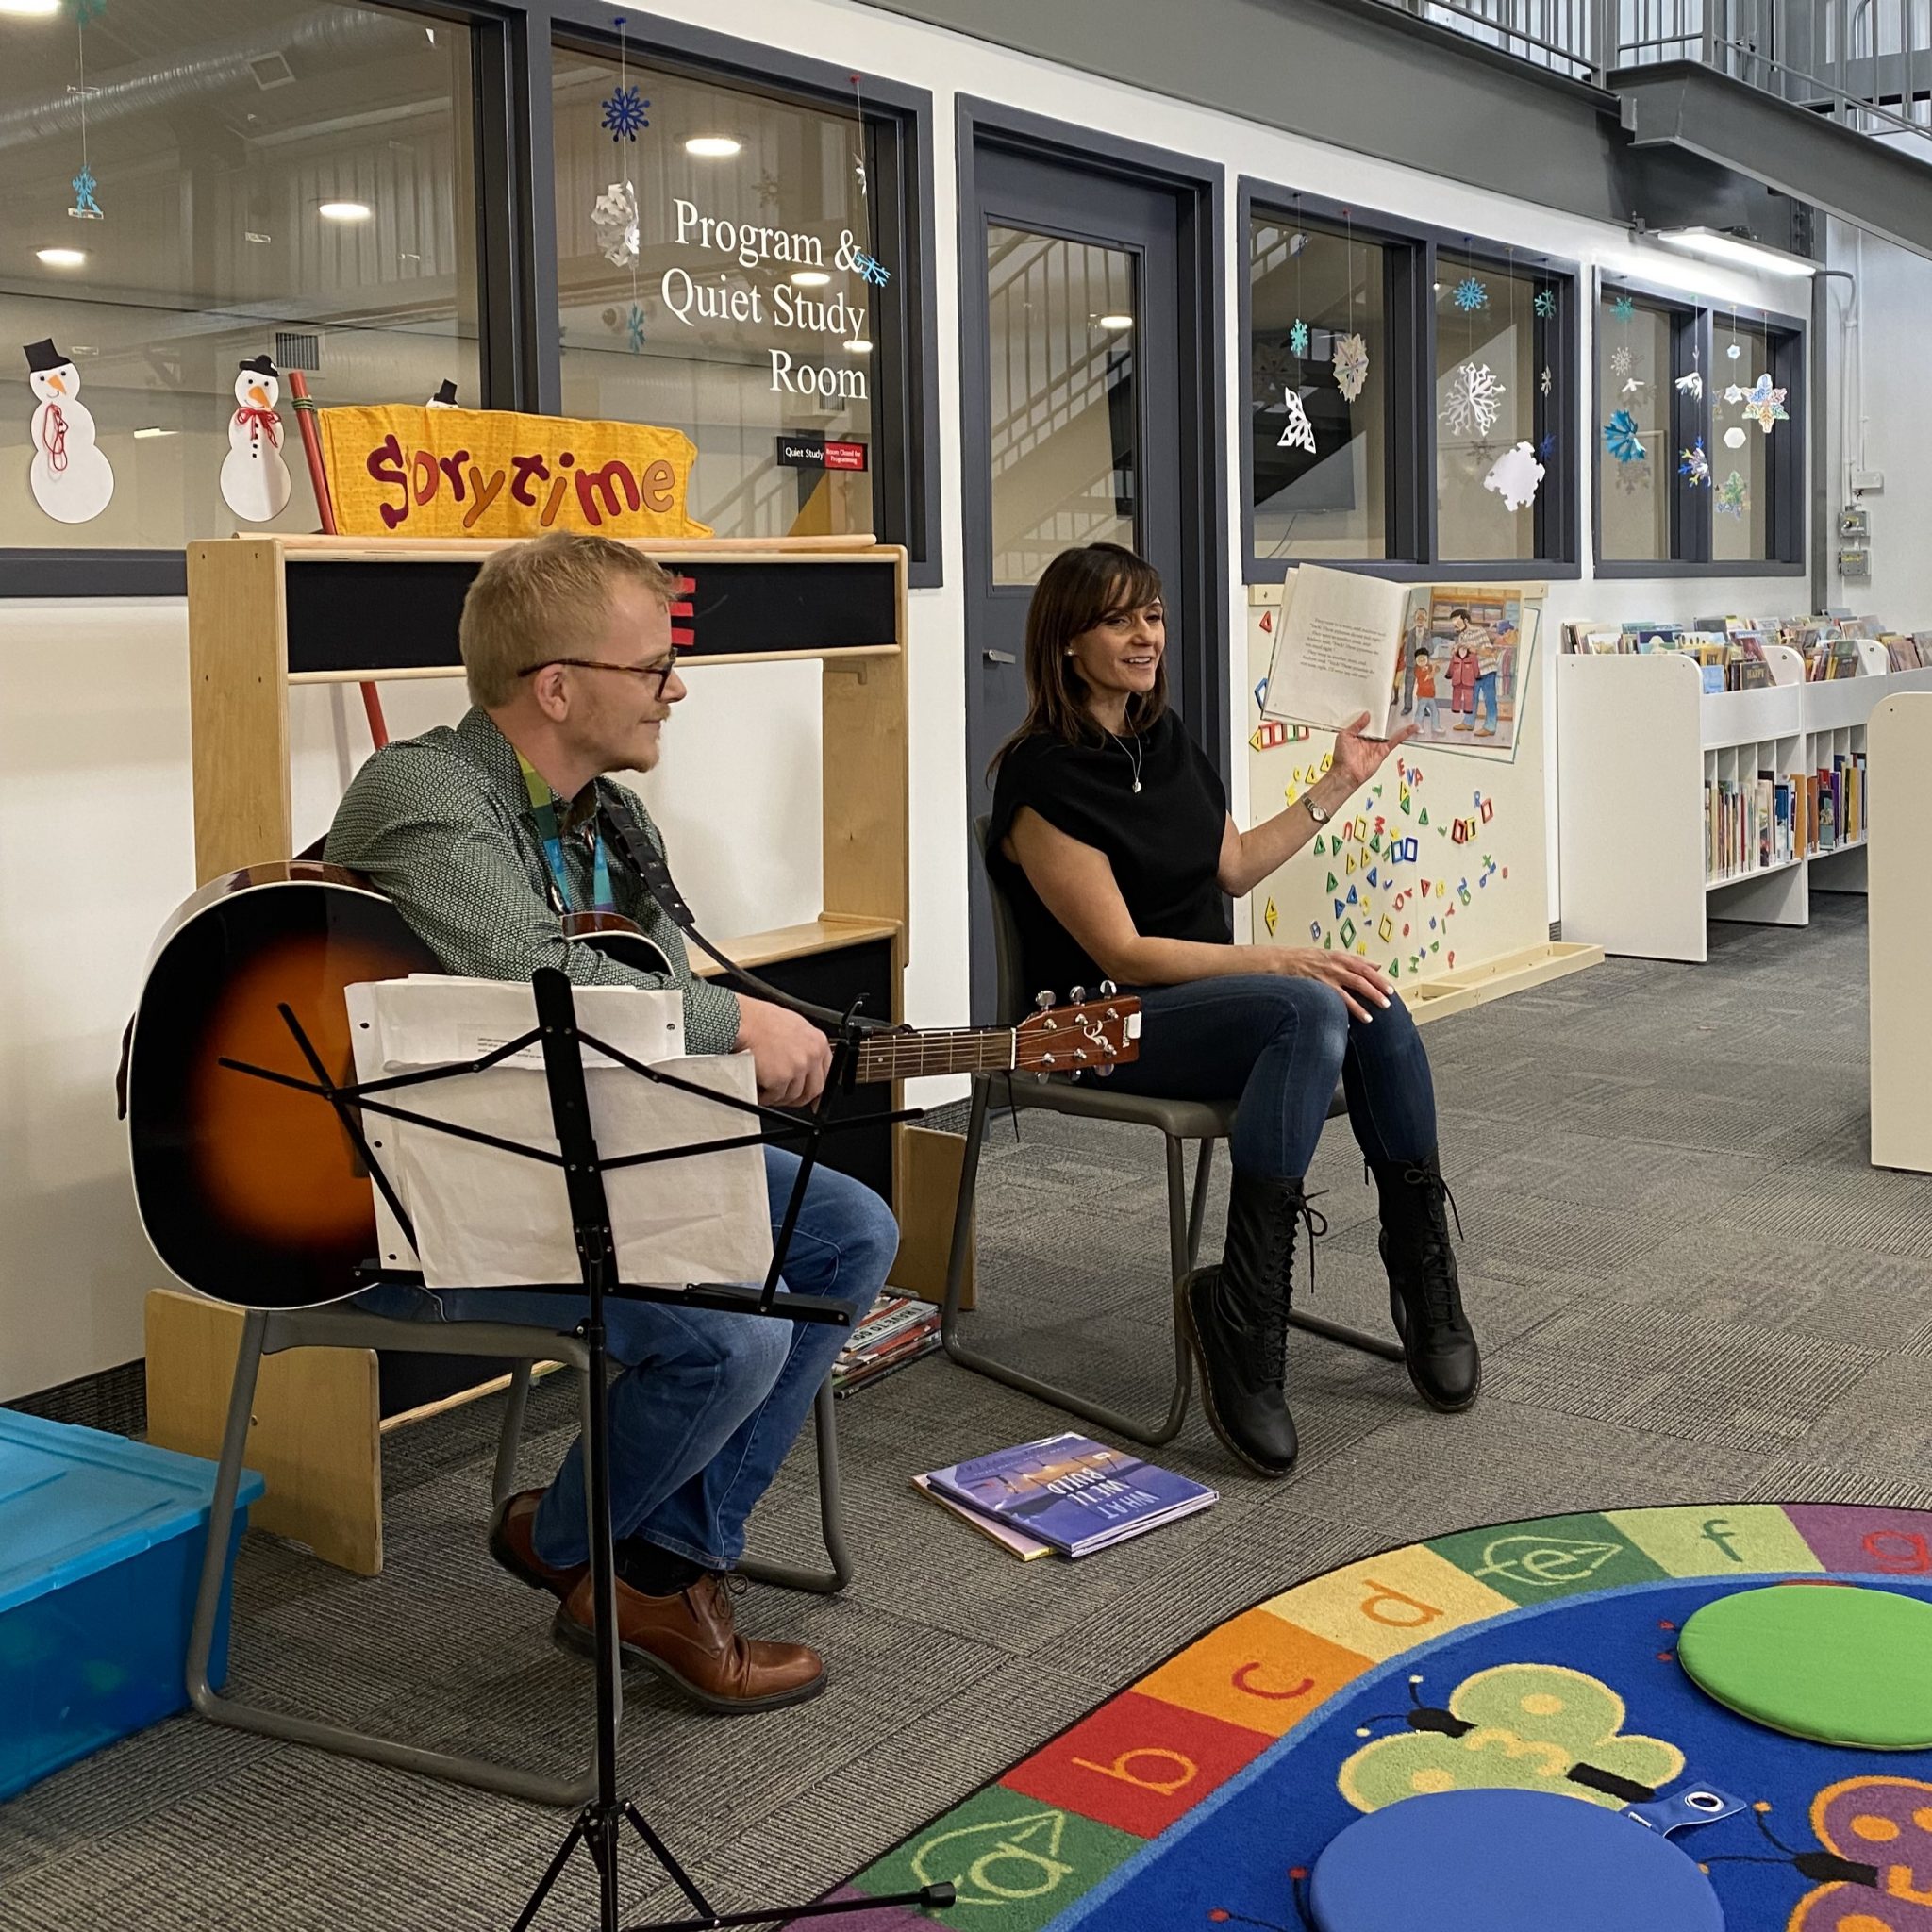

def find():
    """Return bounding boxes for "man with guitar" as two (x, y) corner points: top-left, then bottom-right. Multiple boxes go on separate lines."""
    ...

(325, 531), (886, 1714)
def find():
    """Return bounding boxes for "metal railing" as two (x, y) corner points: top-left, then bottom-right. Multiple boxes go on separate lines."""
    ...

(1373, 0), (1932, 139)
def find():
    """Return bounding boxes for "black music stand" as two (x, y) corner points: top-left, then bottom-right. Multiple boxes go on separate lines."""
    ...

(220, 966), (953, 1932)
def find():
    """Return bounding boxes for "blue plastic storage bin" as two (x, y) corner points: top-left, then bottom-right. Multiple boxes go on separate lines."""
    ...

(0, 1409), (263, 1801)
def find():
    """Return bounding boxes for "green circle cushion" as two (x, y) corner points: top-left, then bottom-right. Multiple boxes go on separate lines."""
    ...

(1677, 1582), (1932, 1750)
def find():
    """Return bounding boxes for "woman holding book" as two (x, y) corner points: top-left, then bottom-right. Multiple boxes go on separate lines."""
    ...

(986, 543), (1479, 1477)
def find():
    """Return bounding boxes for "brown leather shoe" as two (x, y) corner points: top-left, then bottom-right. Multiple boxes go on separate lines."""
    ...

(489, 1489), (587, 1600)
(551, 1571), (826, 1713)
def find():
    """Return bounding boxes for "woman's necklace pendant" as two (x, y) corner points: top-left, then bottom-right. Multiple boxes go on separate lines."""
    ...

(1131, 779), (1141, 794)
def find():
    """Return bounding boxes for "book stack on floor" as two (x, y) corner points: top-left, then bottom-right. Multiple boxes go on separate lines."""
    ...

(914, 1431), (1217, 1560)
(831, 1291), (941, 1397)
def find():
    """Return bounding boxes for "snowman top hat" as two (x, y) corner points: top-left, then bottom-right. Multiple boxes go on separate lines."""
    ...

(25, 338), (73, 375)
(239, 354), (279, 378)
(431, 378), (458, 406)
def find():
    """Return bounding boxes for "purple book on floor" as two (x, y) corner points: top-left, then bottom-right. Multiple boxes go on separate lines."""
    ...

(922, 1431), (1216, 1557)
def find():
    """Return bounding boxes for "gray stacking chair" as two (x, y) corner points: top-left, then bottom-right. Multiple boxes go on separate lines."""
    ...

(940, 816), (1398, 1447)
(186, 1303), (848, 1807)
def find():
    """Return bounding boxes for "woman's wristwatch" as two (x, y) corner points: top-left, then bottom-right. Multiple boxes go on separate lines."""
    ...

(1304, 794), (1331, 826)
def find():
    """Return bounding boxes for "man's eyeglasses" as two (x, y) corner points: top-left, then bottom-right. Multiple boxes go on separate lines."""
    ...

(516, 657), (680, 696)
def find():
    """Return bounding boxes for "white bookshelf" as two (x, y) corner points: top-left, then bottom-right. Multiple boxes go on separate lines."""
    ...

(1557, 652), (1932, 962)
(1869, 692), (1932, 1172)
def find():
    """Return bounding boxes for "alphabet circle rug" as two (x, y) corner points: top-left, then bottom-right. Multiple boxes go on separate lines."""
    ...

(791, 1504), (1932, 1932)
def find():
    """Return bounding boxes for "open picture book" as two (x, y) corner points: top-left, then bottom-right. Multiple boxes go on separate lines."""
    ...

(1260, 563), (1540, 761)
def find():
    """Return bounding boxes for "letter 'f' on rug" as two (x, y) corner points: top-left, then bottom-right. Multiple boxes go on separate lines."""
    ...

(789, 1504), (1932, 1932)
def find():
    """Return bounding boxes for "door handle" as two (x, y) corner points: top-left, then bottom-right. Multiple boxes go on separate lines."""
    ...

(983, 649), (1017, 664)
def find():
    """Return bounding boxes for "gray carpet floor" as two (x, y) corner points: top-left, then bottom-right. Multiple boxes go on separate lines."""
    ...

(8, 892), (1932, 1929)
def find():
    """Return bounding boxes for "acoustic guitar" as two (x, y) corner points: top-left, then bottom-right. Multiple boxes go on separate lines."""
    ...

(125, 861), (1141, 1311)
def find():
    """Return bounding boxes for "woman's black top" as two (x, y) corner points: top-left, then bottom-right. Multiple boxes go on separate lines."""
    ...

(986, 711), (1231, 1001)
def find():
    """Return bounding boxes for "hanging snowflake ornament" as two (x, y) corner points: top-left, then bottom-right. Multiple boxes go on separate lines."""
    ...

(69, 165), (102, 221)
(1602, 408), (1646, 464)
(1537, 432), (1557, 462)
(854, 150), (868, 197)
(1539, 365), (1552, 397)
(1678, 439), (1711, 487)
(1288, 231), (1308, 257)
(1612, 294), (1636, 322)
(1333, 331), (1370, 404)
(74, 0), (108, 19)
(1674, 371), (1704, 399)
(852, 250), (891, 288)
(1716, 470), (1749, 518)
(1452, 276), (1489, 313)
(1724, 425), (1748, 451)
(1731, 373), (1789, 433)
(1277, 386), (1317, 455)
(601, 84), (650, 142)
(625, 303), (647, 353)
(1726, 341), (1743, 359)
(1289, 318), (1309, 358)
(1482, 441), (1545, 514)
(1533, 289), (1557, 319)
(1441, 361), (1505, 437)
(1622, 376), (1646, 395)
(1609, 345), (1633, 378)
(591, 180), (640, 268)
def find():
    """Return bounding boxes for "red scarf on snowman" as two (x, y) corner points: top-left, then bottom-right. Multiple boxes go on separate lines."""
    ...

(233, 404), (282, 449)
(37, 401), (69, 473)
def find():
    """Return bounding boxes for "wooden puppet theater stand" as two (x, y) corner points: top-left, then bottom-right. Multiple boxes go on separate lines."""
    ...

(144, 531), (958, 1575)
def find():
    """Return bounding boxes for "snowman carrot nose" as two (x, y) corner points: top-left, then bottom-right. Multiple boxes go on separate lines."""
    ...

(48, 374), (66, 393)
(248, 385), (268, 405)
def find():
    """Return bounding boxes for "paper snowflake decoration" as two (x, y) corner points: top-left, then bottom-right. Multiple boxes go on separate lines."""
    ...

(1288, 231), (1308, 256)
(601, 85), (650, 142)
(1289, 318), (1309, 358)
(69, 165), (102, 220)
(1452, 276), (1489, 313)
(1611, 294), (1636, 322)
(591, 180), (640, 268)
(1609, 345), (1633, 378)
(1679, 439), (1711, 487)
(1726, 341), (1742, 359)
(1483, 441), (1545, 514)
(1277, 386), (1317, 455)
(624, 302), (647, 353)
(1724, 425), (1748, 450)
(1538, 432), (1556, 461)
(1333, 331), (1369, 403)
(1539, 365), (1552, 397)
(1622, 377), (1647, 395)
(1602, 409), (1646, 464)
(1441, 360), (1505, 437)
(1674, 371), (1704, 399)
(1731, 373), (1789, 432)
(1716, 470), (1749, 518)
(854, 151), (868, 197)
(853, 250), (891, 288)
(74, 0), (108, 20)
(1533, 289), (1557, 319)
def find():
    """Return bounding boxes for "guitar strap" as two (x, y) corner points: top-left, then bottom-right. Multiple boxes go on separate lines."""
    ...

(597, 803), (886, 1036)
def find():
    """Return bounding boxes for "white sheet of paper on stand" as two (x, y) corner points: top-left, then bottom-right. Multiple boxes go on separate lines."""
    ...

(346, 977), (773, 1293)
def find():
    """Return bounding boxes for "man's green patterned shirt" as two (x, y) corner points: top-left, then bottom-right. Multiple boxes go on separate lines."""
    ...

(325, 707), (741, 1055)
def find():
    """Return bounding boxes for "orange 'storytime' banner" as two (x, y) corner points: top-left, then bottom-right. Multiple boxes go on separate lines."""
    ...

(315, 405), (713, 541)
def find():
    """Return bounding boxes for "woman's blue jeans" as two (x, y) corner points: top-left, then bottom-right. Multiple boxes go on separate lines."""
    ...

(353, 1147), (891, 1571)
(1102, 975), (1438, 1180)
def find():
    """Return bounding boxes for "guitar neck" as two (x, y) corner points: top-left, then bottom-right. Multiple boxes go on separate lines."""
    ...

(855, 1025), (1014, 1083)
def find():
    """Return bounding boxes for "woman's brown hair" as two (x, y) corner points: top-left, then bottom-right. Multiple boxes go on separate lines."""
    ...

(991, 542), (1168, 774)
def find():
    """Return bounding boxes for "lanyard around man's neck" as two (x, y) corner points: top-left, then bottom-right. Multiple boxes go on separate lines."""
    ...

(517, 749), (616, 916)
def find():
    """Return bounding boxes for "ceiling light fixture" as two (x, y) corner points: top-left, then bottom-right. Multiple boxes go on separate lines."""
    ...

(791, 270), (831, 287)
(1652, 226), (1818, 278)
(685, 136), (741, 158)
(36, 246), (86, 267)
(318, 200), (373, 222)
(1098, 313), (1133, 330)
(0, 0), (63, 17)
(133, 427), (177, 439)
(843, 338), (872, 354)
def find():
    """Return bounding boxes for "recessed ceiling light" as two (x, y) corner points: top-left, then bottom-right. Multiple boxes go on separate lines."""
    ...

(843, 339), (872, 354)
(36, 246), (86, 267)
(0, 0), (63, 17)
(791, 270), (831, 287)
(133, 427), (177, 439)
(685, 136), (741, 158)
(1098, 313), (1133, 330)
(318, 200), (372, 222)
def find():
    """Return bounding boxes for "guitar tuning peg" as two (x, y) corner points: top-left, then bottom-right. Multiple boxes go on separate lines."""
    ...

(1034, 990), (1055, 1012)
(1069, 984), (1087, 1005)
(1099, 979), (1117, 997)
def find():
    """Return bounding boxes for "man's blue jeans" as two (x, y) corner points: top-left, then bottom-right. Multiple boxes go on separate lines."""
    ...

(353, 1147), (891, 1571)
(1474, 672), (1499, 730)
(1101, 976), (1437, 1181)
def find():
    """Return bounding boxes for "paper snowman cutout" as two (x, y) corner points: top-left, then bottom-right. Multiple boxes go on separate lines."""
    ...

(426, 378), (459, 409)
(24, 337), (115, 524)
(221, 354), (291, 523)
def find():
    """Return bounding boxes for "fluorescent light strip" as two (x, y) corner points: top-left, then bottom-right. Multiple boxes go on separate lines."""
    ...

(1654, 227), (1817, 278)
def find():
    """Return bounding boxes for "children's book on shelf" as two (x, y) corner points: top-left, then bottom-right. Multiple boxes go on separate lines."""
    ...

(920, 1431), (1217, 1558)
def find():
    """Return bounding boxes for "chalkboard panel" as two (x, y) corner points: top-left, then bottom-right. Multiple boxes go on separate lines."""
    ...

(285, 557), (896, 676)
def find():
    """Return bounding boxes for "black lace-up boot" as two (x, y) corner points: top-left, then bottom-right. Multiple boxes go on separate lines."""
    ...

(1374, 1153), (1481, 1411)
(1178, 1171), (1314, 1476)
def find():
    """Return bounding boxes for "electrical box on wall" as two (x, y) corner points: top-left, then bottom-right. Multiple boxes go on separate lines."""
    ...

(1839, 505), (1871, 541)
(1838, 546), (1871, 580)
